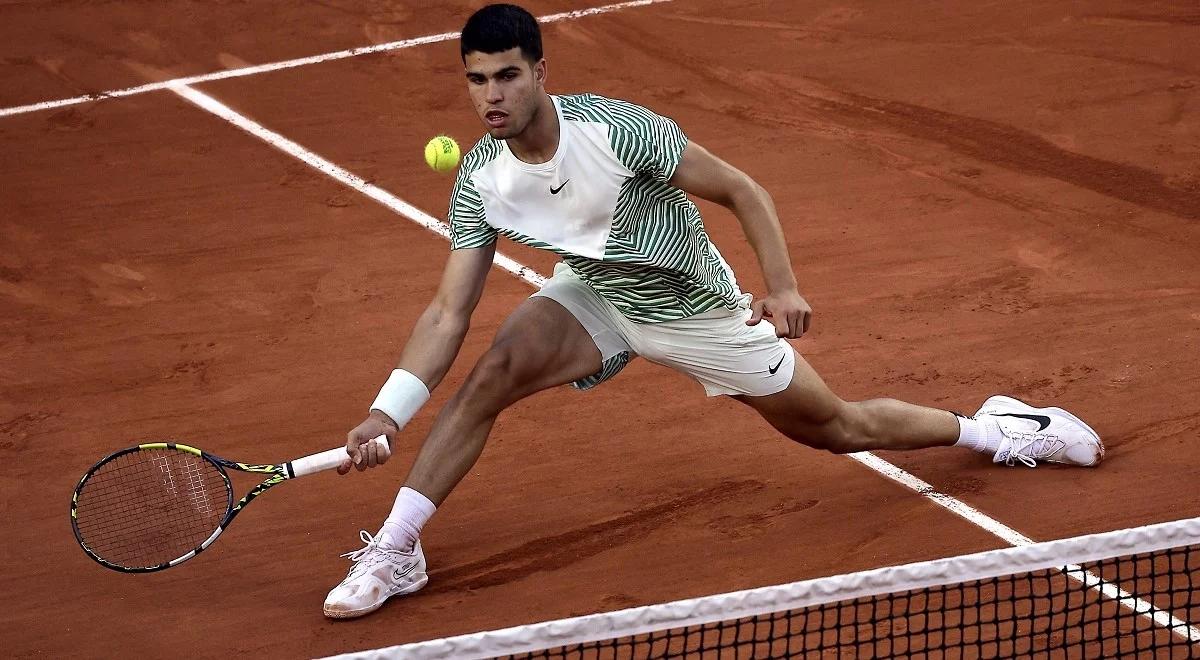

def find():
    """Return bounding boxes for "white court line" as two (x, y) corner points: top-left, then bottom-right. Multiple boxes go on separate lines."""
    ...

(168, 82), (544, 288)
(852, 452), (1200, 641)
(172, 81), (1198, 643)
(0, 0), (671, 119)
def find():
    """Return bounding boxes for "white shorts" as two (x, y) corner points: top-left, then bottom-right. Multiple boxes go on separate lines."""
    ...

(532, 263), (796, 397)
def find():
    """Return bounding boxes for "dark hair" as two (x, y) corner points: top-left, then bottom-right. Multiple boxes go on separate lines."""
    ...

(460, 4), (543, 63)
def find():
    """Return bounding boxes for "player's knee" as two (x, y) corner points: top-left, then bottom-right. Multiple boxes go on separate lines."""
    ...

(465, 347), (518, 394)
(798, 403), (873, 454)
(460, 344), (532, 410)
(805, 423), (856, 454)
(778, 418), (850, 454)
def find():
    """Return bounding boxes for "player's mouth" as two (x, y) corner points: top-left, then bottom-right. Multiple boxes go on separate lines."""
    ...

(484, 109), (508, 128)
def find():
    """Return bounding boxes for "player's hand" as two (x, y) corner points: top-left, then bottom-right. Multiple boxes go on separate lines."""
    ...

(339, 411), (397, 474)
(747, 288), (812, 339)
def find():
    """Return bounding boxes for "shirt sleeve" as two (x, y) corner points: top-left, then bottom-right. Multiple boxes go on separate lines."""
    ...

(448, 168), (496, 250)
(603, 98), (689, 183)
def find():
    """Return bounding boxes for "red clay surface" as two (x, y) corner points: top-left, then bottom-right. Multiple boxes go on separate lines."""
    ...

(2, 0), (1199, 657)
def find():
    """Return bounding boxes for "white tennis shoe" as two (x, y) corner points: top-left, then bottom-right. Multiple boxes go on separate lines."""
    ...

(323, 530), (428, 619)
(975, 395), (1104, 467)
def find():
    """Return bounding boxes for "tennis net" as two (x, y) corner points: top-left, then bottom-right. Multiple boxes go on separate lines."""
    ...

(331, 517), (1200, 659)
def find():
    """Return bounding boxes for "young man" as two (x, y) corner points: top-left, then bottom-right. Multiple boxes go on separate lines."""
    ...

(322, 4), (1103, 619)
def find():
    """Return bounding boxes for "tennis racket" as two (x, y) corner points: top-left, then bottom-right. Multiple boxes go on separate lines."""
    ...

(70, 436), (389, 573)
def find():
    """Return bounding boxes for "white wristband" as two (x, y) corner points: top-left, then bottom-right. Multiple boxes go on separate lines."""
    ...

(370, 369), (430, 429)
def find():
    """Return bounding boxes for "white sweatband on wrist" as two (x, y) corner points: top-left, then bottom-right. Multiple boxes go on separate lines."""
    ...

(370, 369), (430, 429)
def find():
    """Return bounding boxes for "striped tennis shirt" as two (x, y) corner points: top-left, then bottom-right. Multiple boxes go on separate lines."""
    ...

(448, 93), (749, 323)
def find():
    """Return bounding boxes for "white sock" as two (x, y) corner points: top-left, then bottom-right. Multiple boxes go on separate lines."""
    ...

(378, 487), (436, 551)
(954, 414), (1004, 455)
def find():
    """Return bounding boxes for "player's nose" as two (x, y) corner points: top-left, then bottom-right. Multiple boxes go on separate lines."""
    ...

(485, 81), (503, 103)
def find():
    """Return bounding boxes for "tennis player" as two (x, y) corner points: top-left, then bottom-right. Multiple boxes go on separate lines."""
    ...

(323, 3), (1104, 619)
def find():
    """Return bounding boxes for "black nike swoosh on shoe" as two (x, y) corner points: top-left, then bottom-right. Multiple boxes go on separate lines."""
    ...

(768, 356), (786, 375)
(392, 564), (416, 581)
(550, 180), (570, 195)
(992, 412), (1052, 432)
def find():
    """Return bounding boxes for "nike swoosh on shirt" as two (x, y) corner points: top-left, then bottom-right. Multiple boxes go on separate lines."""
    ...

(550, 180), (570, 195)
(992, 413), (1052, 431)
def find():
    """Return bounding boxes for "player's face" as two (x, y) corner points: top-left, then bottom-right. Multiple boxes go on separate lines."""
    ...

(464, 48), (546, 139)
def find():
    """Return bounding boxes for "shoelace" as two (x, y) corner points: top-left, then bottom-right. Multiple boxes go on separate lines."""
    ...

(997, 424), (1058, 468)
(341, 530), (387, 565)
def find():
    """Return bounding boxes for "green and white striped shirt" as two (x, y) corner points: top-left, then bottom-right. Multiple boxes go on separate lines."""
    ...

(449, 93), (748, 323)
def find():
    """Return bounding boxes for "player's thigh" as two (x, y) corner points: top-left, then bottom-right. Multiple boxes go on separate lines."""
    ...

(732, 350), (847, 438)
(480, 296), (603, 397)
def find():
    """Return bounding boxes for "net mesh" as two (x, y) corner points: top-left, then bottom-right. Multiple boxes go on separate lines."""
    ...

(510, 546), (1196, 658)
(334, 518), (1200, 660)
(73, 447), (231, 568)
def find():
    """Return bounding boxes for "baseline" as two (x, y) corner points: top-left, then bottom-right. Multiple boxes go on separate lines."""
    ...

(0, 0), (672, 119)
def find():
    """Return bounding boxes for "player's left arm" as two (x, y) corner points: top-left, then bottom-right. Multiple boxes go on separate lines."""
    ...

(668, 141), (812, 338)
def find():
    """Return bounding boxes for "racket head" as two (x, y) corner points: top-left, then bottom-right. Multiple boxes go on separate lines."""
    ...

(71, 443), (234, 572)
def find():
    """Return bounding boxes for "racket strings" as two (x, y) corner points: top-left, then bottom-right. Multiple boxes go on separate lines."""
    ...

(74, 448), (230, 568)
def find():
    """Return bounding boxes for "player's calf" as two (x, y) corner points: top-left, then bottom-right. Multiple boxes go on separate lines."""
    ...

(747, 395), (954, 455)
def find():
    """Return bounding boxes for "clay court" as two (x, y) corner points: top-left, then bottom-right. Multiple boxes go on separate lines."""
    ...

(2, 0), (1199, 657)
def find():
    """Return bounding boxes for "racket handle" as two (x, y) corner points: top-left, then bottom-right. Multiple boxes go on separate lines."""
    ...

(287, 435), (391, 478)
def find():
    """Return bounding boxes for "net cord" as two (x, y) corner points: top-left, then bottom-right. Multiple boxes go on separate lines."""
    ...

(321, 515), (1200, 660)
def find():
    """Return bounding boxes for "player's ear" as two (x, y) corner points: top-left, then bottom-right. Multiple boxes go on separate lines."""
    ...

(533, 58), (547, 87)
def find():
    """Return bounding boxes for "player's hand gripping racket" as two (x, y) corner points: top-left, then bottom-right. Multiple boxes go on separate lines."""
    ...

(70, 436), (389, 572)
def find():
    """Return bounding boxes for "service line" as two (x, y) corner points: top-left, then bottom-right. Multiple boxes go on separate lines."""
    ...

(0, 0), (671, 119)
(167, 83), (544, 288)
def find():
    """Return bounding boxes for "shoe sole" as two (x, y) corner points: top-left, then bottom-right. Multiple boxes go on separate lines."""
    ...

(323, 571), (429, 620)
(979, 395), (1105, 466)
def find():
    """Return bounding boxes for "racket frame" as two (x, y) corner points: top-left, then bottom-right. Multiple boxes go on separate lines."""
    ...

(71, 439), (379, 573)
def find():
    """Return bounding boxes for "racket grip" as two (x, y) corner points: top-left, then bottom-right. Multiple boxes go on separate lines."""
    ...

(288, 435), (391, 478)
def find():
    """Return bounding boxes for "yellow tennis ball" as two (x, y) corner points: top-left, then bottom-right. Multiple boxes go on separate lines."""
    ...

(424, 135), (460, 173)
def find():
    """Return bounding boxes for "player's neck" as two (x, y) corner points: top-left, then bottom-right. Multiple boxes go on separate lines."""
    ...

(506, 94), (559, 164)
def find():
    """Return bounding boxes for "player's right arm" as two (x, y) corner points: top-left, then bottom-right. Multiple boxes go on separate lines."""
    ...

(339, 243), (496, 473)
(340, 140), (499, 473)
(393, 243), (496, 390)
